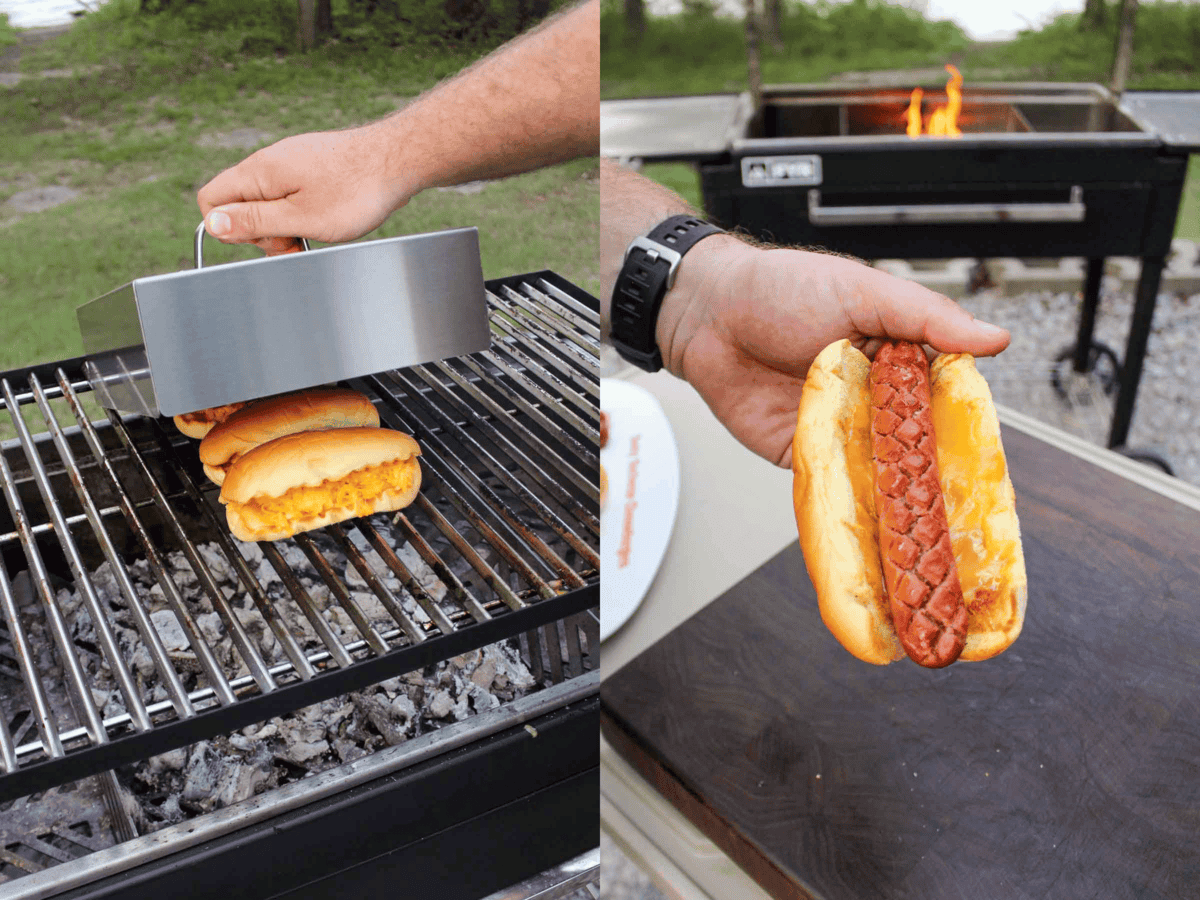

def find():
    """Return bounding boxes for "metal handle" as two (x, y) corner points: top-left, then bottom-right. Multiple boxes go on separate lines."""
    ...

(806, 186), (1085, 226)
(193, 221), (310, 268)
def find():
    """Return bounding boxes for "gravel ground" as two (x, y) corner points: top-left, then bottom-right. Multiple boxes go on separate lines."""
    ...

(955, 279), (1200, 485)
(600, 833), (667, 900)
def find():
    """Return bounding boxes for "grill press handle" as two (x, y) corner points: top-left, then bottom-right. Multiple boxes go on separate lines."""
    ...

(807, 186), (1085, 226)
(193, 221), (311, 267)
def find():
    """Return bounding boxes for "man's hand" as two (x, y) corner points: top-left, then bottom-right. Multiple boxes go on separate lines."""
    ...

(656, 234), (1010, 468)
(197, 125), (407, 255)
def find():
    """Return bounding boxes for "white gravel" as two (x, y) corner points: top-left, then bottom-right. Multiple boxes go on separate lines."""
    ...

(953, 280), (1200, 485)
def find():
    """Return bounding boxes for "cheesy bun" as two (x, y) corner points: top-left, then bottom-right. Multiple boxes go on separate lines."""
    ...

(791, 339), (1026, 666)
(173, 402), (248, 439)
(199, 388), (379, 486)
(219, 427), (421, 542)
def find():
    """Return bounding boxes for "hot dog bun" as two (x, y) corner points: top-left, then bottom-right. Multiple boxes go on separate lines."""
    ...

(219, 427), (421, 542)
(173, 403), (248, 439)
(792, 340), (1025, 665)
(199, 388), (379, 485)
(928, 353), (1027, 661)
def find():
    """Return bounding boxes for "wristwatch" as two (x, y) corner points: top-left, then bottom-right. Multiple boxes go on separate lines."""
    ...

(609, 214), (725, 372)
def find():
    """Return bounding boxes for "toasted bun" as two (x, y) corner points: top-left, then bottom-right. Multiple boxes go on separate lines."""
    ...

(929, 354), (1026, 660)
(792, 340), (1025, 665)
(173, 402), (247, 439)
(199, 388), (379, 485)
(220, 427), (422, 542)
(220, 427), (420, 504)
(793, 340), (903, 665)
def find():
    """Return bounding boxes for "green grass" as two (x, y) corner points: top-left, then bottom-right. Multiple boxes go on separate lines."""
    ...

(1179, 157), (1200, 243)
(0, 3), (597, 374)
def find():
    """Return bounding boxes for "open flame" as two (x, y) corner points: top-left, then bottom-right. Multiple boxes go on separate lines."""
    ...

(904, 65), (963, 138)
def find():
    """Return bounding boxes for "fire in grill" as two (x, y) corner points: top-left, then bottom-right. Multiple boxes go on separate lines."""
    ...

(0, 270), (598, 894)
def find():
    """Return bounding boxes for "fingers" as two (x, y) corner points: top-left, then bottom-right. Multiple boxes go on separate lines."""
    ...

(203, 201), (308, 251)
(859, 267), (1011, 358)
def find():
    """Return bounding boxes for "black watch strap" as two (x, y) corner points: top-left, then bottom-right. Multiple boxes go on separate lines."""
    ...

(610, 214), (724, 372)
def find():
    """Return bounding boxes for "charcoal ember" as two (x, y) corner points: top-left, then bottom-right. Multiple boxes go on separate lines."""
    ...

(166, 551), (199, 591)
(321, 604), (357, 639)
(397, 544), (448, 601)
(233, 605), (278, 660)
(128, 558), (155, 586)
(428, 689), (455, 719)
(255, 557), (281, 588)
(149, 747), (188, 773)
(468, 683), (499, 713)
(234, 540), (265, 570)
(390, 693), (417, 725)
(344, 550), (400, 592)
(350, 590), (395, 629)
(150, 609), (189, 652)
(173, 740), (275, 815)
(195, 543), (234, 584)
(195, 612), (224, 645)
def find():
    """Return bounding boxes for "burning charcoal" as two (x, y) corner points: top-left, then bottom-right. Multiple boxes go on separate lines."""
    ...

(196, 542), (234, 583)
(470, 656), (498, 691)
(129, 642), (155, 680)
(195, 612), (224, 645)
(322, 604), (356, 638)
(128, 558), (154, 586)
(428, 689), (454, 719)
(468, 683), (499, 713)
(150, 609), (190, 652)
(352, 693), (405, 745)
(333, 738), (369, 764)
(148, 747), (189, 773)
(235, 540), (265, 569)
(390, 693), (416, 726)
(166, 551), (198, 591)
(255, 557), (281, 588)
(350, 590), (394, 629)
(397, 544), (448, 601)
(91, 687), (110, 709)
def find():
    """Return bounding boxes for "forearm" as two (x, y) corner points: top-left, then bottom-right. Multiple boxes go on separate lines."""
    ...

(599, 157), (745, 368)
(376, 0), (600, 199)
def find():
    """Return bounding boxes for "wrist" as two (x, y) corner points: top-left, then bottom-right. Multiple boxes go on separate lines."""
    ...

(655, 232), (750, 378)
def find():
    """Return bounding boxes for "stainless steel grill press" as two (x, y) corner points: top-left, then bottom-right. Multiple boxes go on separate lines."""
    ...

(76, 224), (492, 417)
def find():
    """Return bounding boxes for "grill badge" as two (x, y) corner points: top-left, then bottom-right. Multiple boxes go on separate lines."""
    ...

(741, 155), (823, 188)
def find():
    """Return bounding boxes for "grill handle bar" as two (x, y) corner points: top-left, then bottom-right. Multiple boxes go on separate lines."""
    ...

(192, 220), (308, 267)
(806, 186), (1086, 226)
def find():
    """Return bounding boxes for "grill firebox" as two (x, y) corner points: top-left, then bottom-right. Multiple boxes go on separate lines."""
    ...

(0, 271), (599, 897)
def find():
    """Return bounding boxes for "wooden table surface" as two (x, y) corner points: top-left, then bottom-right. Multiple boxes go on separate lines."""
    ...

(601, 424), (1200, 900)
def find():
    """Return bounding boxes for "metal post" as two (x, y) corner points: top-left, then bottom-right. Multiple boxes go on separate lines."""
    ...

(1108, 256), (1165, 449)
(1073, 257), (1106, 372)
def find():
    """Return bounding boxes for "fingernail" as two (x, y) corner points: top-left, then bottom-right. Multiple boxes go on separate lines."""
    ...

(207, 210), (231, 237)
(974, 319), (1004, 334)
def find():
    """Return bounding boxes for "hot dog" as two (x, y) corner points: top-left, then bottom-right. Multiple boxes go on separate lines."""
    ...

(791, 339), (1026, 667)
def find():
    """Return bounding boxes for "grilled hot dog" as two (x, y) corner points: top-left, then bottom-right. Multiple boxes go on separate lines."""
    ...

(792, 339), (1026, 668)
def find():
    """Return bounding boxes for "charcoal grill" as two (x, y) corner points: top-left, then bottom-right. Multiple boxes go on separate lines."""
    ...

(601, 82), (1200, 470)
(0, 271), (599, 898)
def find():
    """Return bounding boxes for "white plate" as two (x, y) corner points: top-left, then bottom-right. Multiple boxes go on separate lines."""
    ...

(600, 379), (681, 642)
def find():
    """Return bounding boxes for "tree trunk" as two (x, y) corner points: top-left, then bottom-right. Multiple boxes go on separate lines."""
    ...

(1109, 0), (1138, 97)
(763, 0), (783, 52)
(1081, 0), (1107, 31)
(316, 0), (333, 38)
(624, 0), (645, 43)
(745, 0), (763, 121)
(297, 0), (316, 51)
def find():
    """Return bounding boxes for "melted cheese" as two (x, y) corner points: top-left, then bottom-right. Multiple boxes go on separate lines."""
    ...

(237, 462), (416, 531)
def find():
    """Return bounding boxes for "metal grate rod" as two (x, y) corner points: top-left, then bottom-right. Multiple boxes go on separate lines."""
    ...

(293, 534), (391, 656)
(356, 519), (458, 634)
(385, 369), (598, 575)
(102, 410), (280, 694)
(480, 349), (597, 442)
(327, 525), (427, 644)
(495, 283), (601, 360)
(30, 374), (196, 723)
(487, 307), (599, 401)
(456, 355), (598, 474)
(412, 496), (530, 611)
(0, 562), (55, 765)
(0, 380), (142, 741)
(390, 512), (491, 623)
(55, 371), (238, 709)
(258, 540), (356, 670)
(367, 373), (583, 586)
(412, 364), (599, 526)
(150, 432), (320, 682)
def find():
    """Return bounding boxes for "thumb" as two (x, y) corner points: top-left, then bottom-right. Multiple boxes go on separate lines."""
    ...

(204, 199), (308, 248)
(922, 299), (1011, 358)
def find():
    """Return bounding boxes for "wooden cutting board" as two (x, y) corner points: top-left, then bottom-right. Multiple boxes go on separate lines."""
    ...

(601, 426), (1200, 900)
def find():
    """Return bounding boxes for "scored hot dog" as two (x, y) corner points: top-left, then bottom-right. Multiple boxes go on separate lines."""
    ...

(792, 339), (1026, 668)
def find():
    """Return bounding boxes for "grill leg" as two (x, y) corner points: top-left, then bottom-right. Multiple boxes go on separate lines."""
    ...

(1108, 256), (1166, 450)
(1073, 257), (1106, 372)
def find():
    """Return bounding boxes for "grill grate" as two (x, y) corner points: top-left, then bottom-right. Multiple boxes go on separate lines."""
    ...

(0, 271), (599, 803)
